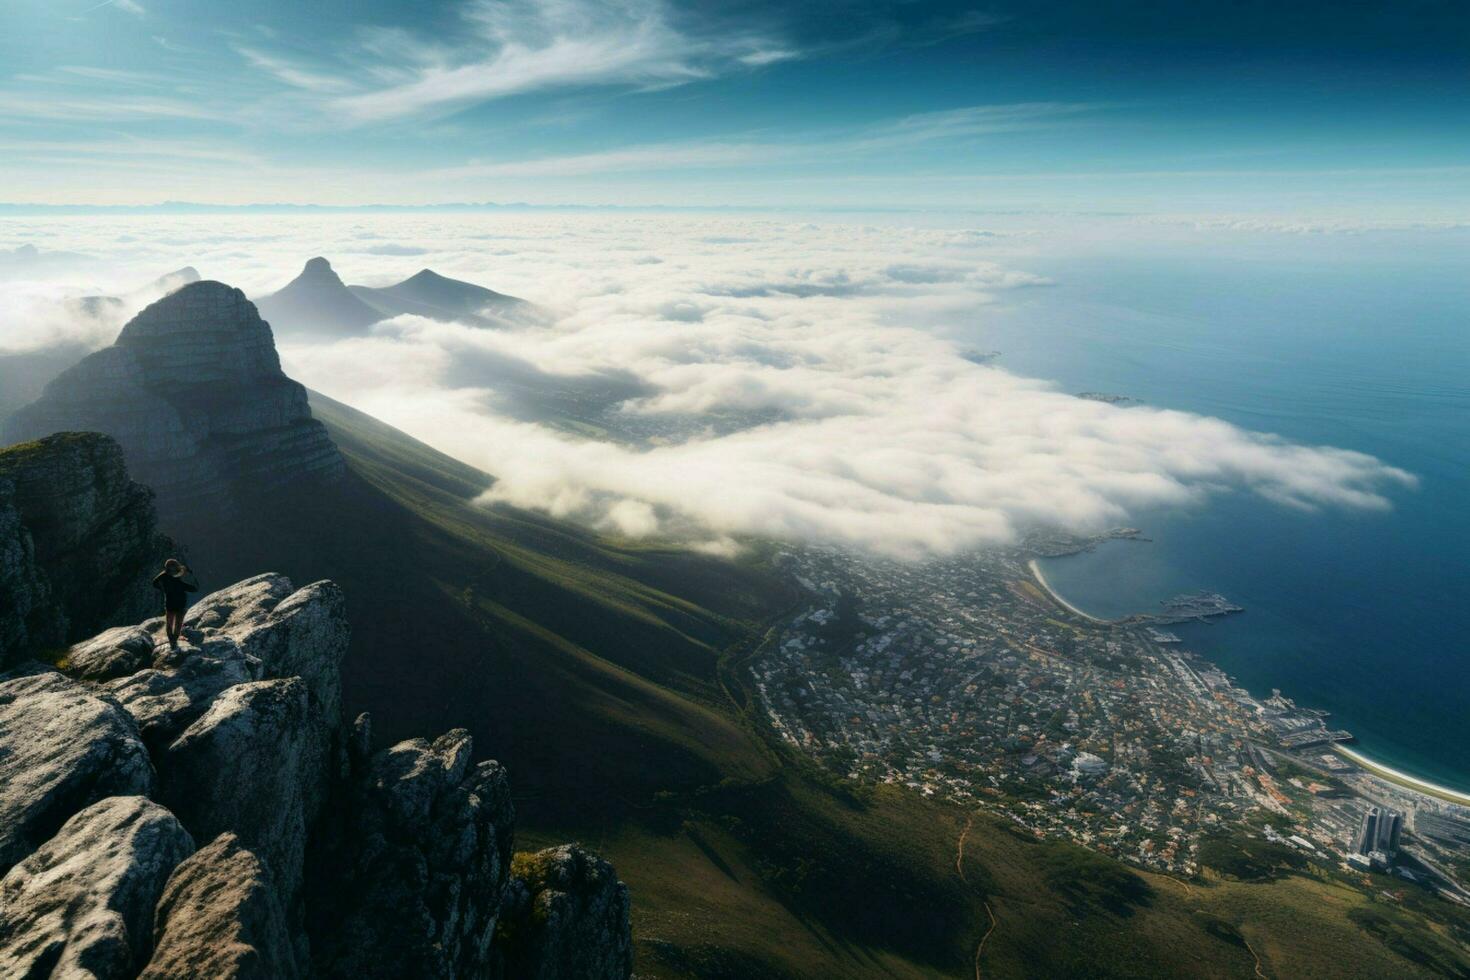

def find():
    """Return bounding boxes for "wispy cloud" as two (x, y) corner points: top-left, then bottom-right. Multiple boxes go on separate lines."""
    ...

(425, 102), (1100, 179)
(234, 47), (352, 93)
(331, 0), (795, 122)
(55, 65), (172, 87)
(0, 94), (225, 122)
(80, 0), (145, 15)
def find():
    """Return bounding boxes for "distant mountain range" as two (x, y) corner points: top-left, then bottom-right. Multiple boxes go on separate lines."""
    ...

(255, 257), (531, 337)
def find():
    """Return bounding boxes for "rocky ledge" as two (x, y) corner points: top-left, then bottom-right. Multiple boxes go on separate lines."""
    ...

(0, 572), (631, 977)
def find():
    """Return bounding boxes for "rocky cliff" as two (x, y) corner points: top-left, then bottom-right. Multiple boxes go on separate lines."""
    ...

(3, 281), (344, 523)
(0, 442), (631, 978)
(0, 432), (172, 665)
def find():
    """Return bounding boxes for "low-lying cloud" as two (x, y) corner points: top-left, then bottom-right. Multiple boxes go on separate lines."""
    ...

(0, 213), (1417, 557)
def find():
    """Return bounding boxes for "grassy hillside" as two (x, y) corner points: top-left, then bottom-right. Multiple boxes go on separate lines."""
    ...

(161, 392), (1470, 978)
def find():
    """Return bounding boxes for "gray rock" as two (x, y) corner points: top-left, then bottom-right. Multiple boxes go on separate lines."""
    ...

(170, 574), (349, 825)
(0, 479), (51, 659)
(314, 730), (515, 979)
(183, 574), (348, 727)
(0, 433), (171, 665)
(0, 796), (195, 979)
(0, 670), (155, 876)
(159, 679), (316, 915)
(3, 282), (344, 522)
(103, 575), (345, 757)
(493, 845), (633, 980)
(140, 832), (302, 980)
(105, 636), (261, 744)
(66, 625), (155, 681)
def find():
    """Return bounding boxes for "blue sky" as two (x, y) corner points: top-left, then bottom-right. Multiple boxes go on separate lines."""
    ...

(1, 0), (1466, 211)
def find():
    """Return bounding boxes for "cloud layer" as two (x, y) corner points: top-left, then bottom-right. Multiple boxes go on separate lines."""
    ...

(0, 213), (1416, 557)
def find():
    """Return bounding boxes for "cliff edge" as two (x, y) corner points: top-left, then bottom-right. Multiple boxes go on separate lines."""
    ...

(0, 439), (631, 979)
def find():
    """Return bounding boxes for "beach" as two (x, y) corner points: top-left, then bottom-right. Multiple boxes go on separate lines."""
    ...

(1027, 559), (1113, 624)
(1333, 745), (1470, 808)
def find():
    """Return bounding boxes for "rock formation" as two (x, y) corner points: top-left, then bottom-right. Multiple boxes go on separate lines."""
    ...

(3, 282), (344, 523)
(0, 669), (155, 876)
(141, 833), (299, 980)
(0, 438), (632, 978)
(0, 796), (195, 980)
(311, 723), (516, 979)
(493, 845), (634, 980)
(0, 433), (172, 663)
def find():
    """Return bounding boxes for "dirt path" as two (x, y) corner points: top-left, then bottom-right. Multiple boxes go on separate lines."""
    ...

(1159, 872), (1194, 897)
(956, 813), (975, 880)
(973, 901), (998, 980)
(955, 813), (998, 979)
(1243, 936), (1270, 980)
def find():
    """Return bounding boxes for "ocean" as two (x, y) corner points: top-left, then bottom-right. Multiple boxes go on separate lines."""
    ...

(967, 227), (1470, 789)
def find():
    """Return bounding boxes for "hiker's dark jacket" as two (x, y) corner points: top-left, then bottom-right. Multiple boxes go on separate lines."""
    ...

(152, 571), (199, 612)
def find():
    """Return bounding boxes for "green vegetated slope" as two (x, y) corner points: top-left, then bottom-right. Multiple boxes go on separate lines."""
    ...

(169, 392), (1470, 978)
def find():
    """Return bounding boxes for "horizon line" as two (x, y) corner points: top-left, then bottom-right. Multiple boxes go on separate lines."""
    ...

(0, 201), (1140, 216)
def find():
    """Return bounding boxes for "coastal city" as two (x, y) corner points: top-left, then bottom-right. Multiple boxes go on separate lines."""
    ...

(751, 535), (1470, 902)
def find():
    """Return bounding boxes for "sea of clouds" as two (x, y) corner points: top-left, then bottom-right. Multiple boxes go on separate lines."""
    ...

(0, 212), (1415, 557)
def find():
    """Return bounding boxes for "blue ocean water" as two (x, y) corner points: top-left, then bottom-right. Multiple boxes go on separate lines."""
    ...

(971, 230), (1470, 788)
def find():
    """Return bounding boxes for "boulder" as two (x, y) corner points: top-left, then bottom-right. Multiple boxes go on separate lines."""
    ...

(0, 670), (154, 876)
(0, 796), (194, 979)
(66, 625), (155, 681)
(140, 833), (301, 980)
(159, 679), (317, 914)
(493, 845), (633, 980)
(313, 729), (515, 979)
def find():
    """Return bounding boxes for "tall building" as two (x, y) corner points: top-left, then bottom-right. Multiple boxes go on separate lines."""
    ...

(1353, 806), (1403, 862)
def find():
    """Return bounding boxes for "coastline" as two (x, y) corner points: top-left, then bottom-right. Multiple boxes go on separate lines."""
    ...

(1333, 744), (1470, 808)
(1028, 558), (1113, 624)
(1031, 555), (1470, 808)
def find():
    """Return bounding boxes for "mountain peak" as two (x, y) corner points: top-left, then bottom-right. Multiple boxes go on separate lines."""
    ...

(302, 256), (337, 278)
(353, 267), (526, 323)
(5, 280), (344, 520)
(255, 258), (383, 336)
(156, 266), (200, 289)
(117, 280), (263, 351)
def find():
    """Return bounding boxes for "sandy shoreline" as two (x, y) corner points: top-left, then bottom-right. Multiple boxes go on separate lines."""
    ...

(1332, 744), (1470, 807)
(1027, 559), (1114, 624)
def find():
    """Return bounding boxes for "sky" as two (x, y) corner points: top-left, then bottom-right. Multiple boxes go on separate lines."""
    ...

(1, 0), (1467, 212)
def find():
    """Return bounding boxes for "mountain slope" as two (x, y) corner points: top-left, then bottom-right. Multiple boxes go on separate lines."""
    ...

(254, 257), (384, 337)
(350, 267), (530, 326)
(301, 395), (1470, 980)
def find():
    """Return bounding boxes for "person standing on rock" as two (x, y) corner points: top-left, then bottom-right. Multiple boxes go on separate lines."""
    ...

(152, 559), (198, 650)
